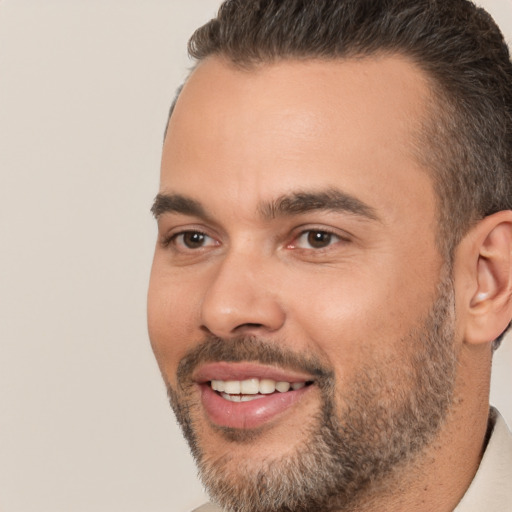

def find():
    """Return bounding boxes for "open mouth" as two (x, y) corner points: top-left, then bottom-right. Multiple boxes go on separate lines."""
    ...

(210, 378), (312, 402)
(193, 364), (316, 429)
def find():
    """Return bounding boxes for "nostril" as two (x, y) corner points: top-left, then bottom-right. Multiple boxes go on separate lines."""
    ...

(200, 322), (273, 339)
(237, 323), (264, 330)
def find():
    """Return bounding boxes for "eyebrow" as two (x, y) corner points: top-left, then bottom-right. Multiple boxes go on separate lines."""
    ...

(151, 188), (379, 222)
(259, 189), (379, 221)
(151, 193), (207, 219)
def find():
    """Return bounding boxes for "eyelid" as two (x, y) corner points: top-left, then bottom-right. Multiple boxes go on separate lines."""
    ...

(176, 231), (217, 249)
(286, 225), (351, 250)
(159, 224), (220, 249)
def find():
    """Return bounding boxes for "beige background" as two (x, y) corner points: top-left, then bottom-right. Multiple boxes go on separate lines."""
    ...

(0, 1), (510, 511)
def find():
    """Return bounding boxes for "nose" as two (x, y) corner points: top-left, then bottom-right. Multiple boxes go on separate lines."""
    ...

(200, 252), (286, 338)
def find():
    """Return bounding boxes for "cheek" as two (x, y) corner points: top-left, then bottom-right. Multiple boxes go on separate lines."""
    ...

(147, 262), (201, 381)
(285, 258), (438, 371)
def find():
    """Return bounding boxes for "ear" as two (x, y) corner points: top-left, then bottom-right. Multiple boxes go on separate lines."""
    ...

(460, 211), (512, 345)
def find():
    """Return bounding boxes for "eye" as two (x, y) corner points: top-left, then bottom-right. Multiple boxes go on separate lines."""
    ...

(169, 230), (217, 250)
(291, 229), (342, 250)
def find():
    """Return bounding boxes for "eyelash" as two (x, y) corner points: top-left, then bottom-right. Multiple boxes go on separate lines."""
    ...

(161, 226), (348, 254)
(161, 230), (215, 249)
(287, 227), (348, 251)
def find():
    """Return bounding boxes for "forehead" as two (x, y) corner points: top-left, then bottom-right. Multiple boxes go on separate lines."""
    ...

(161, 55), (434, 223)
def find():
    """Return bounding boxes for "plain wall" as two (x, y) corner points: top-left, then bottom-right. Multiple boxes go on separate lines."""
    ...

(0, 1), (510, 511)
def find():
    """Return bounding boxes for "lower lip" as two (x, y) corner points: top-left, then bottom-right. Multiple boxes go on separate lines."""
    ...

(199, 383), (312, 429)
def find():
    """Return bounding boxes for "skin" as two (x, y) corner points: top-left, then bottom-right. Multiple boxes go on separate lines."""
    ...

(148, 55), (512, 511)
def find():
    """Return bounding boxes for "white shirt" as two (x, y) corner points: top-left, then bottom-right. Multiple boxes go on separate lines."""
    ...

(454, 408), (512, 511)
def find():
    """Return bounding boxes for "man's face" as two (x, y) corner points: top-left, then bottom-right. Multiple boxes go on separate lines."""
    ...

(148, 56), (457, 511)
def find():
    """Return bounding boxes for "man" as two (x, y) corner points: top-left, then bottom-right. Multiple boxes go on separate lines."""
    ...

(147, 1), (512, 511)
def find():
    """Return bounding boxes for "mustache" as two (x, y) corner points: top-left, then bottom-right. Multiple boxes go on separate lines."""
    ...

(176, 335), (334, 388)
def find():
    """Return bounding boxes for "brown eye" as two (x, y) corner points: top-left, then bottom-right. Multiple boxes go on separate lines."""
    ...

(290, 229), (341, 250)
(289, 229), (342, 250)
(184, 232), (205, 248)
(174, 231), (214, 249)
(306, 231), (332, 248)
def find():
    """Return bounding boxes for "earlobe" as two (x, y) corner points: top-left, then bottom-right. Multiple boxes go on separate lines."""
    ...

(464, 211), (512, 345)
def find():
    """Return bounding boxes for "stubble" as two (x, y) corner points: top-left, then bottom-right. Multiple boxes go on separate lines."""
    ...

(167, 273), (457, 512)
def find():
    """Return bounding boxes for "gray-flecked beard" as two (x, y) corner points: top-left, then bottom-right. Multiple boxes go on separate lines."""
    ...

(167, 273), (457, 512)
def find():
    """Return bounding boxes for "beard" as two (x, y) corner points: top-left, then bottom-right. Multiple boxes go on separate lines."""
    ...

(166, 273), (458, 512)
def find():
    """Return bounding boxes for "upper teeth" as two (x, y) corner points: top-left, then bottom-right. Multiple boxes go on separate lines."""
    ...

(211, 378), (306, 395)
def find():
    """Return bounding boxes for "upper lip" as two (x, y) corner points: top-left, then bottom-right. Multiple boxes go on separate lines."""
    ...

(193, 362), (314, 384)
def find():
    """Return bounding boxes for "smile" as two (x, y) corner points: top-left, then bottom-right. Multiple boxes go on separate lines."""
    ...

(194, 363), (315, 429)
(211, 378), (307, 401)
